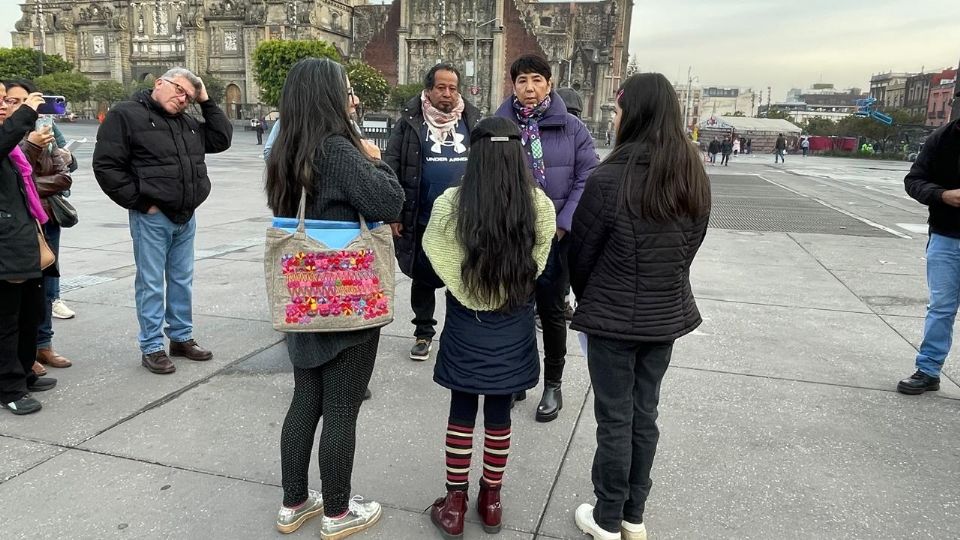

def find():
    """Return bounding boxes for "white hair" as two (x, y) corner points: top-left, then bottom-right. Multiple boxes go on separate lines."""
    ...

(160, 67), (202, 91)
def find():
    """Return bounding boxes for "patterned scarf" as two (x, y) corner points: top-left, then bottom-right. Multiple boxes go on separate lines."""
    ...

(9, 146), (48, 223)
(421, 91), (465, 149)
(512, 94), (551, 187)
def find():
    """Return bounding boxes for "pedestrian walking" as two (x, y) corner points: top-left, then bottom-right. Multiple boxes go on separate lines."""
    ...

(4, 80), (76, 376)
(266, 58), (403, 538)
(253, 118), (265, 145)
(384, 63), (481, 362)
(495, 54), (598, 422)
(720, 136), (733, 166)
(899, 114), (960, 395)
(800, 135), (810, 157)
(0, 88), (58, 416)
(775, 133), (787, 163)
(707, 137), (720, 164)
(732, 137), (741, 156)
(93, 67), (233, 374)
(424, 116), (556, 538)
(568, 73), (710, 540)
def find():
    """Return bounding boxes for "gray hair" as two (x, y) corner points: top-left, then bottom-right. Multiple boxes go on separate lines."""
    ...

(161, 67), (202, 92)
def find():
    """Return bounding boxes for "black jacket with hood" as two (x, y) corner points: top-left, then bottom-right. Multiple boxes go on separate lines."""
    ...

(93, 90), (233, 224)
(904, 118), (960, 237)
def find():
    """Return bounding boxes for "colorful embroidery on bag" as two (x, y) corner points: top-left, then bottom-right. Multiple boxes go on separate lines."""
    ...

(281, 249), (388, 324)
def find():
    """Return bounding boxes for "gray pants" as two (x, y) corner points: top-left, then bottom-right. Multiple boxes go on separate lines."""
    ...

(587, 335), (673, 532)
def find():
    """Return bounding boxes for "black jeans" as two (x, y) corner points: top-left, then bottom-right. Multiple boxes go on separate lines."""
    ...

(0, 278), (44, 403)
(720, 153), (730, 165)
(280, 334), (379, 516)
(587, 334), (673, 532)
(536, 236), (570, 383)
(448, 390), (512, 427)
(411, 224), (443, 340)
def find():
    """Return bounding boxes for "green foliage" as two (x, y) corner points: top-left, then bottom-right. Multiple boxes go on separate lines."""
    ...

(389, 83), (422, 110)
(802, 117), (838, 136)
(34, 71), (92, 104)
(345, 61), (389, 116)
(201, 72), (226, 104)
(0, 47), (73, 80)
(763, 108), (793, 120)
(252, 40), (341, 106)
(91, 80), (128, 106)
(127, 76), (155, 96)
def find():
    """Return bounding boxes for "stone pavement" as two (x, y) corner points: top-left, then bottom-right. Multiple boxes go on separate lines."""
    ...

(2, 126), (959, 540)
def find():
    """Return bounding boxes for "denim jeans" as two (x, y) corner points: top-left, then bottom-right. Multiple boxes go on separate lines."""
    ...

(916, 233), (960, 377)
(587, 335), (673, 533)
(37, 220), (61, 349)
(129, 210), (196, 354)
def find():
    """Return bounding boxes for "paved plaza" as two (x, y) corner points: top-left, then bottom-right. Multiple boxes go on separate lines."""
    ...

(2, 123), (959, 539)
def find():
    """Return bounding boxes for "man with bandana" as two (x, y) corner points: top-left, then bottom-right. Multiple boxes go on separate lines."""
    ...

(384, 63), (481, 362)
(496, 55), (598, 422)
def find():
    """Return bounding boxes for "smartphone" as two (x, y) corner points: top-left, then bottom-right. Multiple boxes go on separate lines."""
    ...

(37, 95), (66, 115)
(35, 115), (54, 131)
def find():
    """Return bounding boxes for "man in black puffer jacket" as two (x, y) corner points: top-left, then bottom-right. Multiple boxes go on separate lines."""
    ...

(898, 113), (960, 395)
(93, 67), (232, 375)
(384, 63), (480, 361)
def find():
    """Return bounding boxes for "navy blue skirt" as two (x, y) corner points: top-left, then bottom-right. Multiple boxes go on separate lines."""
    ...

(434, 292), (540, 395)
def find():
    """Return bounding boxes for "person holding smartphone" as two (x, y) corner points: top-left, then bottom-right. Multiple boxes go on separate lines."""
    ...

(3, 80), (75, 377)
(0, 85), (59, 415)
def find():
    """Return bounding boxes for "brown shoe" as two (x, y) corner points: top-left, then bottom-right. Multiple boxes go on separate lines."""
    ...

(37, 347), (72, 368)
(169, 339), (213, 361)
(32, 361), (47, 376)
(430, 489), (468, 539)
(142, 351), (176, 374)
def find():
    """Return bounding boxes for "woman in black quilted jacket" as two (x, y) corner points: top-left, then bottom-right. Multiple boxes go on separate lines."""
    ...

(568, 73), (711, 540)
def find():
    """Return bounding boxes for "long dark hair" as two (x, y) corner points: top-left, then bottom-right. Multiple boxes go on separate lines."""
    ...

(610, 73), (710, 222)
(265, 58), (362, 216)
(453, 117), (539, 312)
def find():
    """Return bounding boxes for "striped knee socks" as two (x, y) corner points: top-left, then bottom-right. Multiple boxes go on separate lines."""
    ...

(482, 425), (512, 485)
(445, 422), (474, 490)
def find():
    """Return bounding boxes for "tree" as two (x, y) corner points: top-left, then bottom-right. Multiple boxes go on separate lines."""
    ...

(390, 83), (422, 110)
(345, 61), (389, 117)
(92, 80), (129, 107)
(252, 40), (341, 106)
(625, 55), (640, 77)
(0, 47), (73, 80)
(201, 72), (226, 104)
(763, 108), (793, 120)
(803, 117), (837, 136)
(35, 71), (92, 104)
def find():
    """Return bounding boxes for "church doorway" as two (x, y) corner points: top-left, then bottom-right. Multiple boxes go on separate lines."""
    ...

(225, 83), (242, 119)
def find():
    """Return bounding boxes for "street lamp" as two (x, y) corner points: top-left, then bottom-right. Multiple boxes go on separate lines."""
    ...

(683, 67), (699, 131)
(34, 0), (46, 76)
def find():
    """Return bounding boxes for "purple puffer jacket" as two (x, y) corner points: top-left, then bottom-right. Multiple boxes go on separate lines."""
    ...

(496, 91), (598, 231)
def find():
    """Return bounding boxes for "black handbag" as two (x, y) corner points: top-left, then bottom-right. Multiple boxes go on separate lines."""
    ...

(49, 193), (78, 228)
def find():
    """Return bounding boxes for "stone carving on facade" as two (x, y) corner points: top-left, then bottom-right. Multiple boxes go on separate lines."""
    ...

(209, 0), (246, 19)
(78, 3), (112, 22)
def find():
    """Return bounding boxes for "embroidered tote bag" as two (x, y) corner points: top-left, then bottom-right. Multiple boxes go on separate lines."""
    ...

(264, 191), (395, 332)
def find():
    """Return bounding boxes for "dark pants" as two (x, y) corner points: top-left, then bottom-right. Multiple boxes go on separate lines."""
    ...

(37, 221), (60, 348)
(280, 334), (379, 516)
(721, 153), (730, 166)
(449, 390), (512, 427)
(0, 279), (44, 403)
(536, 236), (570, 383)
(411, 224), (443, 340)
(256, 130), (263, 144)
(587, 335), (673, 532)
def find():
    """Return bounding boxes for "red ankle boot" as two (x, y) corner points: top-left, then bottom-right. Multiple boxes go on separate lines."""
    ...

(477, 480), (503, 533)
(430, 489), (468, 539)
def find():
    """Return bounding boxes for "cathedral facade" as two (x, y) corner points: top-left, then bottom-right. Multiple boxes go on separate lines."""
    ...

(13, 0), (631, 131)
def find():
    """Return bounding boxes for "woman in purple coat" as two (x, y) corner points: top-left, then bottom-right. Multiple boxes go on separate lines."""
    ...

(495, 54), (598, 423)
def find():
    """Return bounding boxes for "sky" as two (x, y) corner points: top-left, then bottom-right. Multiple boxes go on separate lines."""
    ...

(1, 0), (957, 101)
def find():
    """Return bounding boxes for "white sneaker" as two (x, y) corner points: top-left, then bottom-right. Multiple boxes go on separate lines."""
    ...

(622, 519), (648, 540)
(51, 299), (75, 319)
(575, 503), (621, 540)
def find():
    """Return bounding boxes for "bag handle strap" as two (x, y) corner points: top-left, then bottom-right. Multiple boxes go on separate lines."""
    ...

(298, 188), (373, 234)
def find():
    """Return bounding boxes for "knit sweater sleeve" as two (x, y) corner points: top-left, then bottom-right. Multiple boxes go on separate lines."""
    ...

(317, 136), (404, 222)
(422, 188), (462, 293)
(533, 188), (558, 276)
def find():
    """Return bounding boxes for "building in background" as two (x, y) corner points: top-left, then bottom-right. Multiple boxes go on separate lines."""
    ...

(673, 82), (702, 132)
(12, 0), (631, 132)
(927, 75), (956, 128)
(699, 86), (757, 118)
(870, 72), (913, 110)
(759, 83), (867, 124)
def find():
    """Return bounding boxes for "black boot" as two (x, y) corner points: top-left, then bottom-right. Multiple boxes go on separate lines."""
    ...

(510, 390), (526, 409)
(535, 382), (562, 422)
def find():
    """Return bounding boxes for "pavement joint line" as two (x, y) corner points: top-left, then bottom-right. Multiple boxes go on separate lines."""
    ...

(771, 171), (923, 216)
(757, 174), (911, 239)
(668, 364), (960, 402)
(696, 295), (874, 316)
(786, 233), (960, 392)
(532, 382), (593, 538)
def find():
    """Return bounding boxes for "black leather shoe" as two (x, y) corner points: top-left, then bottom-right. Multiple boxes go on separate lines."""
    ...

(536, 382), (562, 422)
(897, 371), (940, 395)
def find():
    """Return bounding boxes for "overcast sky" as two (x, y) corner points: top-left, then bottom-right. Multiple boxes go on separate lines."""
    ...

(1, 0), (957, 100)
